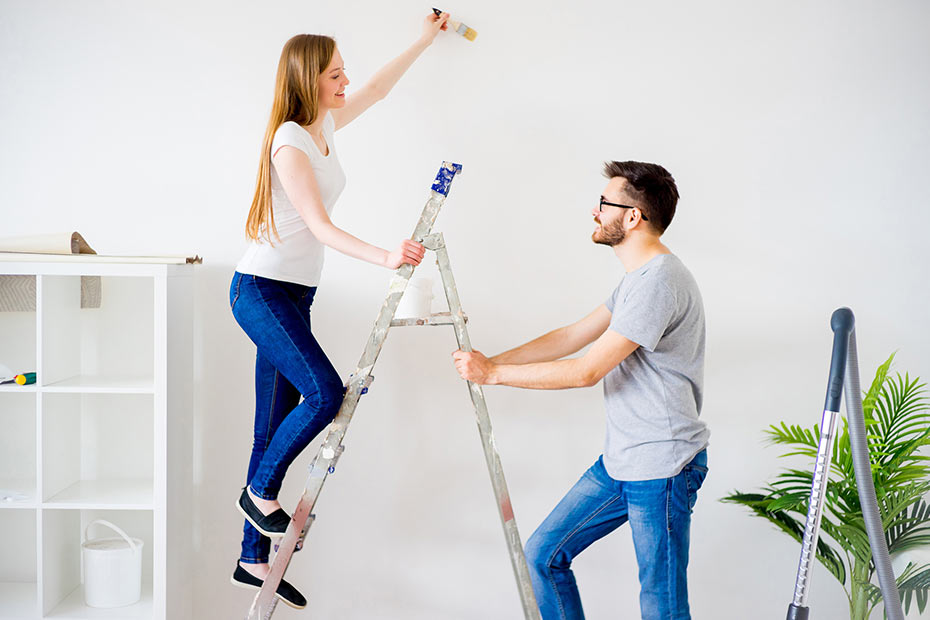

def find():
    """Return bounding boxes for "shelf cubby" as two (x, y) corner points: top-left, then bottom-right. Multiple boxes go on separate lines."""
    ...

(42, 394), (154, 510)
(0, 274), (37, 388)
(0, 392), (38, 508)
(42, 509), (153, 619)
(0, 508), (39, 618)
(40, 276), (154, 390)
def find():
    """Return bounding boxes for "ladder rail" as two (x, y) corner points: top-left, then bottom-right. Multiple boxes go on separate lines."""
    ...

(432, 235), (542, 620)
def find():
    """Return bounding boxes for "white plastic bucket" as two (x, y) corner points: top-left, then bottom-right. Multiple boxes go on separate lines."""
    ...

(395, 277), (434, 319)
(81, 519), (143, 608)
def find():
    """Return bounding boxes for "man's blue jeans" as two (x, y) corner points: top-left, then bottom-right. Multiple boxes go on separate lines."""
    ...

(230, 272), (344, 564)
(525, 451), (708, 620)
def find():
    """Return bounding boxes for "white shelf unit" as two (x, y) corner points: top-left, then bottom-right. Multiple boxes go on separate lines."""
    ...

(0, 258), (193, 620)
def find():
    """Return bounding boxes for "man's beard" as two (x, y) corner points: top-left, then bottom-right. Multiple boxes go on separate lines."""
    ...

(592, 218), (627, 246)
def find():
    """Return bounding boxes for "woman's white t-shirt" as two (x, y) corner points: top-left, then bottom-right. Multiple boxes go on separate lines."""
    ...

(236, 112), (346, 287)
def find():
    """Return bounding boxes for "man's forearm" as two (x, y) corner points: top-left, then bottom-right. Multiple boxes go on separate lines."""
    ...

(489, 358), (596, 390)
(491, 326), (577, 365)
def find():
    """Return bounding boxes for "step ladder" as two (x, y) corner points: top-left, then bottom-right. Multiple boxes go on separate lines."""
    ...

(246, 162), (542, 620)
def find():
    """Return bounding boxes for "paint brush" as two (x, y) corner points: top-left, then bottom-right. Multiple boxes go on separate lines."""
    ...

(432, 8), (477, 41)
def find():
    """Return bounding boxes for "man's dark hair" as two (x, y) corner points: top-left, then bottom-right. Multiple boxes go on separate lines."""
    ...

(602, 161), (679, 234)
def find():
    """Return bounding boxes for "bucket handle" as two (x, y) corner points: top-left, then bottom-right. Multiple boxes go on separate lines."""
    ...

(83, 519), (139, 554)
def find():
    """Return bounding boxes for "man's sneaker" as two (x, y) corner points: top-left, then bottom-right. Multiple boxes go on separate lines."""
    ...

(230, 563), (307, 609)
(236, 487), (290, 539)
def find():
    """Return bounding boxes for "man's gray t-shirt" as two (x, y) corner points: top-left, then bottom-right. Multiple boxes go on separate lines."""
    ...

(602, 253), (709, 481)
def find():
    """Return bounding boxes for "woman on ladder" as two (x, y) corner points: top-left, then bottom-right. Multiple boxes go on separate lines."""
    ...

(229, 11), (449, 608)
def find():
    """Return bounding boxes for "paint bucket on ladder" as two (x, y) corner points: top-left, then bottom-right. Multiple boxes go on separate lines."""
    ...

(82, 519), (143, 608)
(395, 277), (434, 319)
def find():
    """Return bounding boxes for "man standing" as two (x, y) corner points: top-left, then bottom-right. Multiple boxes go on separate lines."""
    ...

(453, 161), (710, 620)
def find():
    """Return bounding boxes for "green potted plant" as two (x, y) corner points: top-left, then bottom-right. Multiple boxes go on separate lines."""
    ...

(722, 354), (930, 619)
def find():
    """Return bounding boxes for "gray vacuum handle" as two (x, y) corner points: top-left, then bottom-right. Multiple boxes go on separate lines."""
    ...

(825, 308), (854, 412)
(787, 603), (809, 620)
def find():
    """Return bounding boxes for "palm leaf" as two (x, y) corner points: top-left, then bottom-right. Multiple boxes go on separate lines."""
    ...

(870, 374), (930, 476)
(861, 354), (894, 420)
(766, 422), (820, 453)
(863, 562), (930, 615)
(720, 492), (847, 584)
(887, 499), (930, 555)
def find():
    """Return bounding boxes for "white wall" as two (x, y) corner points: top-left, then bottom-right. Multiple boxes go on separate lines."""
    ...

(3, 1), (929, 618)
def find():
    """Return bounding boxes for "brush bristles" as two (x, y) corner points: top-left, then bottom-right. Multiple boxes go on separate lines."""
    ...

(454, 22), (477, 41)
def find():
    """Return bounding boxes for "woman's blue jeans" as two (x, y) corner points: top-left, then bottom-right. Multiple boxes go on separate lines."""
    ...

(525, 451), (708, 620)
(230, 272), (344, 564)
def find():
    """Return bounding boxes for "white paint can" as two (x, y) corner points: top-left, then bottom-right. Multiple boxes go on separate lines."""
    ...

(395, 277), (434, 319)
(82, 519), (143, 608)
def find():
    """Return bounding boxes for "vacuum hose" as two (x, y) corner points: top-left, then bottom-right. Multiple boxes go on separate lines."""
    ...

(843, 322), (904, 620)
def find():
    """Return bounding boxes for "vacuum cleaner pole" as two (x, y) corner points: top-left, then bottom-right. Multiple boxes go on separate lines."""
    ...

(786, 308), (904, 620)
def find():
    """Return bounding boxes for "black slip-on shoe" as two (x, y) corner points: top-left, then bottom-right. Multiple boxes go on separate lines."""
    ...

(237, 487), (290, 539)
(230, 564), (307, 609)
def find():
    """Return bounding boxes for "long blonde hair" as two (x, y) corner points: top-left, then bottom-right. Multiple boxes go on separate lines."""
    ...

(246, 34), (336, 243)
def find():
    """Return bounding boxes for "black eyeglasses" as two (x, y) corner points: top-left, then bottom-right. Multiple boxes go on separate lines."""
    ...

(599, 196), (648, 220)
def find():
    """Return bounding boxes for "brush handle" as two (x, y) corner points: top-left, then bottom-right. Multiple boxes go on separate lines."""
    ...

(432, 7), (463, 32)
(14, 372), (36, 385)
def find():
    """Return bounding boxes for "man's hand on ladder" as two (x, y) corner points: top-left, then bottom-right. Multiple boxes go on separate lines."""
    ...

(452, 349), (494, 384)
